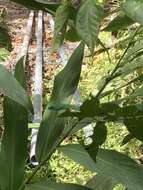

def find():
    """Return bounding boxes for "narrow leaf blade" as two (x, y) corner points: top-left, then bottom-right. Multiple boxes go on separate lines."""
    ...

(36, 43), (84, 162)
(0, 59), (29, 190)
(0, 64), (33, 112)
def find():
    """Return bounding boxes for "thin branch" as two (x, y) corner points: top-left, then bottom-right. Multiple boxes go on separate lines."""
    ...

(95, 26), (141, 99)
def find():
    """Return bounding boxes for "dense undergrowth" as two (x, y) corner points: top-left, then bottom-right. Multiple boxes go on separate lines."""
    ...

(1, 1), (143, 190)
(26, 47), (143, 190)
(1, 32), (143, 190)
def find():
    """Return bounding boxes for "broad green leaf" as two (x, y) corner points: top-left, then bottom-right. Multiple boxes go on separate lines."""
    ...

(58, 144), (96, 172)
(0, 60), (28, 190)
(0, 98), (28, 190)
(0, 64), (33, 112)
(36, 43), (84, 162)
(10, 0), (59, 14)
(0, 25), (12, 51)
(103, 14), (134, 32)
(52, 0), (70, 51)
(86, 174), (116, 190)
(26, 182), (92, 190)
(59, 144), (143, 190)
(76, 0), (104, 54)
(95, 149), (143, 190)
(122, 0), (143, 25)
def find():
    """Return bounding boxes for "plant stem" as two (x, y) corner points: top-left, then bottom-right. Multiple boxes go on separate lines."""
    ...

(95, 26), (141, 99)
(18, 120), (78, 190)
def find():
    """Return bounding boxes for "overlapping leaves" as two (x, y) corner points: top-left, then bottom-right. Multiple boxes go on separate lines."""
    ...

(0, 58), (29, 190)
(36, 43), (85, 162)
(76, 0), (104, 54)
(59, 144), (143, 190)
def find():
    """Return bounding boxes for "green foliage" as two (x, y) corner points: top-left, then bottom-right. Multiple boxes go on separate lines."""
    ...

(122, 0), (143, 25)
(86, 174), (116, 190)
(76, 0), (104, 54)
(0, 64), (33, 112)
(9, 0), (59, 14)
(52, 0), (70, 51)
(0, 48), (9, 61)
(36, 43), (84, 162)
(26, 181), (92, 190)
(1, 0), (143, 190)
(0, 59), (28, 190)
(59, 144), (143, 190)
(103, 14), (134, 32)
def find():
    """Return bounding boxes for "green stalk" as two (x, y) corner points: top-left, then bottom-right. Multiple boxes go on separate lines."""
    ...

(95, 26), (141, 99)
(18, 121), (77, 190)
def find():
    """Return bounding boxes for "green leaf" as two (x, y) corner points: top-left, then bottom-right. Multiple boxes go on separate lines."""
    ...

(59, 144), (143, 190)
(60, 100), (119, 120)
(10, 0), (59, 15)
(0, 59), (29, 190)
(68, 118), (93, 135)
(103, 13), (134, 32)
(0, 98), (28, 190)
(50, 42), (85, 105)
(124, 117), (143, 141)
(133, 85), (143, 97)
(95, 149), (143, 190)
(52, 0), (70, 51)
(119, 56), (143, 76)
(87, 122), (107, 162)
(79, 99), (119, 119)
(0, 25), (12, 51)
(65, 27), (80, 42)
(0, 64), (33, 112)
(76, 0), (104, 54)
(36, 43), (84, 162)
(59, 144), (96, 172)
(26, 182), (92, 190)
(101, 75), (143, 98)
(122, 0), (143, 25)
(34, 0), (59, 4)
(110, 103), (143, 123)
(86, 174), (116, 190)
(120, 39), (143, 68)
(14, 57), (27, 89)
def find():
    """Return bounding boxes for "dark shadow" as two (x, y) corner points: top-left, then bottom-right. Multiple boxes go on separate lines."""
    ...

(0, 0), (29, 21)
